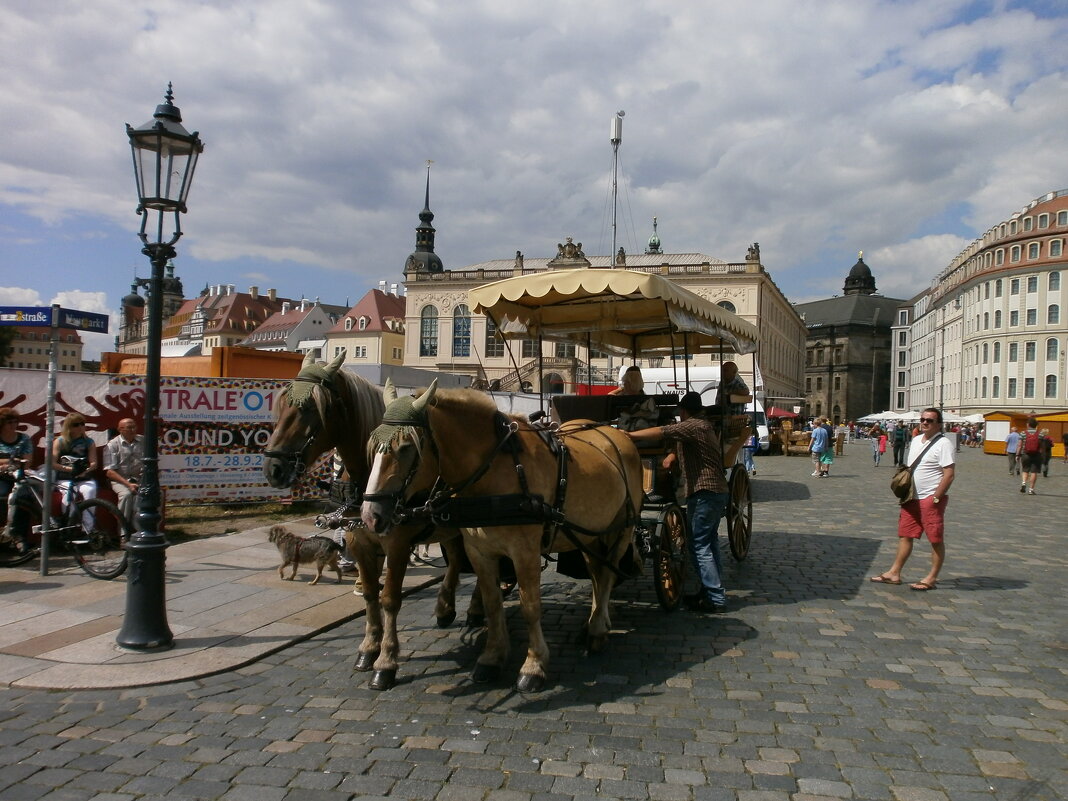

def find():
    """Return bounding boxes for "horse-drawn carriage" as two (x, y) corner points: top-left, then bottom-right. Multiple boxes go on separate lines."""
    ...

(264, 266), (759, 692)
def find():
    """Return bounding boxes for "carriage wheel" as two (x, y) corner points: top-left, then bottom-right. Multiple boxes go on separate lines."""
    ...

(653, 503), (688, 611)
(727, 465), (753, 561)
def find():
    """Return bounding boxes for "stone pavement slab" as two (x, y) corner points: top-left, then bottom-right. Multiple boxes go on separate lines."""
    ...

(0, 517), (444, 691)
(0, 443), (1066, 800)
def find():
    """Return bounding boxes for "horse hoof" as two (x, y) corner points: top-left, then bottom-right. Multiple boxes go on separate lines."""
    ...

(369, 669), (397, 691)
(471, 663), (501, 684)
(516, 673), (545, 694)
(354, 651), (379, 672)
(465, 613), (486, 629)
(436, 610), (456, 628)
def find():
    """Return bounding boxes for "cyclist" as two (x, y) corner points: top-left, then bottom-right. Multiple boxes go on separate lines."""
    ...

(0, 407), (36, 552)
(52, 413), (98, 530)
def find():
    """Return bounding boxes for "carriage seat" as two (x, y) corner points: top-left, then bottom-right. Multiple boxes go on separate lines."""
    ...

(550, 393), (681, 425)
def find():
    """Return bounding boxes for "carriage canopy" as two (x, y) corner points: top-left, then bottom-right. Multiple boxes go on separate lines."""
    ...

(469, 268), (759, 357)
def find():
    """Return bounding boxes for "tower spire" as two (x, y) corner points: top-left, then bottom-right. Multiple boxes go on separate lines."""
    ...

(403, 160), (443, 274)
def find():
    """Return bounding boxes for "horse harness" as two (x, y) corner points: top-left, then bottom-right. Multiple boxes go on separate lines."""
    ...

(262, 372), (336, 477)
(370, 409), (639, 577)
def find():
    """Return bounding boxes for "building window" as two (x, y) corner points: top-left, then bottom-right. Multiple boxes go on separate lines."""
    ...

(344, 317), (353, 331)
(1024, 377), (1035, 398)
(898, 351), (907, 366)
(1025, 341), (1036, 361)
(1009, 342), (1019, 362)
(1011, 278), (1020, 295)
(995, 249), (1004, 266)
(896, 392), (905, 408)
(1010, 245), (1021, 262)
(1010, 310), (1020, 327)
(555, 341), (576, 358)
(1008, 377), (1017, 398)
(359, 316), (369, 331)
(1046, 375), (1058, 399)
(993, 342), (1001, 362)
(805, 377), (811, 392)
(1049, 305), (1061, 325)
(897, 372), (906, 387)
(1059, 210), (1068, 226)
(994, 310), (1002, 328)
(419, 305), (438, 357)
(984, 282), (990, 299)
(992, 376), (1000, 398)
(898, 310), (908, 325)
(1047, 338), (1059, 361)
(1052, 240), (1064, 258)
(452, 304), (471, 358)
(717, 300), (737, 313)
(1038, 213), (1049, 228)
(983, 312), (989, 330)
(1051, 271), (1062, 290)
(834, 375), (841, 390)
(1028, 242), (1040, 260)
(995, 279), (1003, 296)
(982, 343), (989, 363)
(981, 377), (988, 397)
(354, 345), (367, 358)
(485, 317), (504, 358)
(1024, 216), (1033, 231)
(816, 376), (823, 390)
(1026, 308), (1037, 325)
(521, 339), (538, 359)
(1010, 220), (1018, 234)
(1027, 276), (1038, 292)
(898, 332), (907, 347)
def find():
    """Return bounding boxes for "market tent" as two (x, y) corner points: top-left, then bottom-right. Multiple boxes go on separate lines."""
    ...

(766, 406), (799, 418)
(469, 268), (759, 357)
(963, 413), (986, 424)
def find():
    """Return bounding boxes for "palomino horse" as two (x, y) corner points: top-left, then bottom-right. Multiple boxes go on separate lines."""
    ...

(361, 381), (643, 693)
(262, 352), (469, 689)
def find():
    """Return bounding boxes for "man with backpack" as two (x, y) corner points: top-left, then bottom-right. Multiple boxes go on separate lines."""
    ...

(1019, 417), (1043, 495)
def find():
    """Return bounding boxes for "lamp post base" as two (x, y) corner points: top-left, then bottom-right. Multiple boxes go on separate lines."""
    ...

(115, 514), (174, 650)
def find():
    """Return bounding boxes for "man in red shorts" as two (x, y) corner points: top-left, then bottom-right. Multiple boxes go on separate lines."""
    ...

(869, 407), (955, 591)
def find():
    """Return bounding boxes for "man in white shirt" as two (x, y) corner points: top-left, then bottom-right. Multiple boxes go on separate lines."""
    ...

(104, 418), (143, 525)
(870, 407), (955, 591)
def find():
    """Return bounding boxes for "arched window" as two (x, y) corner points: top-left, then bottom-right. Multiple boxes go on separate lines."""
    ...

(992, 376), (1000, 398)
(344, 317), (353, 331)
(419, 306), (438, 357)
(994, 310), (1002, 328)
(1046, 338), (1059, 361)
(485, 316), (504, 358)
(983, 312), (989, 330)
(452, 304), (471, 357)
(544, 372), (565, 394)
(359, 316), (369, 331)
(982, 343), (988, 363)
(981, 377), (987, 397)
(717, 300), (737, 313)
(1045, 375), (1058, 399)
(993, 342), (1001, 363)
(1048, 305), (1060, 325)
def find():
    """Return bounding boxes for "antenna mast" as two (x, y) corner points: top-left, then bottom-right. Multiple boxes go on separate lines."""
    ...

(610, 110), (624, 267)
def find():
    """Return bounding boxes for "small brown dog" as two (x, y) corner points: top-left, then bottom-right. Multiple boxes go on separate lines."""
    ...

(268, 525), (344, 585)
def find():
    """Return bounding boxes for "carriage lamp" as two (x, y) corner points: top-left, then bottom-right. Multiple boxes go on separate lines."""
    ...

(117, 84), (203, 651)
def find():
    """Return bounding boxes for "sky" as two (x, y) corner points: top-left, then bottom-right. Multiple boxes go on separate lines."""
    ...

(1, 0), (1067, 360)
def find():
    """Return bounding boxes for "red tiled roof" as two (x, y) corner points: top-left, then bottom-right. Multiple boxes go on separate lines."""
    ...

(328, 289), (406, 334)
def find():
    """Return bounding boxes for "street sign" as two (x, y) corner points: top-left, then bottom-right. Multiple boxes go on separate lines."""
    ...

(0, 306), (109, 334)
(0, 306), (52, 326)
(58, 308), (109, 334)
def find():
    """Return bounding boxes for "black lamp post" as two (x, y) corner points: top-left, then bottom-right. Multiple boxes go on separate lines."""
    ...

(117, 84), (203, 650)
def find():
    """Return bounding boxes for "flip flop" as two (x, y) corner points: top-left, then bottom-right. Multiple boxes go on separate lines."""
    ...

(869, 575), (901, 585)
(910, 581), (937, 591)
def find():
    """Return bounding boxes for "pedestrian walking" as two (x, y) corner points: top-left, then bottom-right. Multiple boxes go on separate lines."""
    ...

(891, 422), (908, 467)
(1019, 418), (1043, 494)
(1005, 426), (1021, 475)
(870, 407), (955, 591)
(809, 417), (830, 477)
(1039, 428), (1053, 477)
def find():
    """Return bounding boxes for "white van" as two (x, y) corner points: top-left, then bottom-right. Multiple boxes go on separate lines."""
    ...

(617, 365), (770, 453)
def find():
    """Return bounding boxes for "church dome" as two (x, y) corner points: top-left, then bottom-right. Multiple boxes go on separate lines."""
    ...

(843, 252), (876, 295)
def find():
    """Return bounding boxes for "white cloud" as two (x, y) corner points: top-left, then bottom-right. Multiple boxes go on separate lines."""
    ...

(0, 0), (1065, 314)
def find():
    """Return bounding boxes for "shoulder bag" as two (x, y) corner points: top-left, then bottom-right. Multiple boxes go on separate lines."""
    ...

(890, 434), (942, 504)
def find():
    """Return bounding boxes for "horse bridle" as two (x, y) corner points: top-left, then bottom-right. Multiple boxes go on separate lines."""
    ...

(262, 375), (333, 477)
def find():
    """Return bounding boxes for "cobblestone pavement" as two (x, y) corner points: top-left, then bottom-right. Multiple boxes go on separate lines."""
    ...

(1, 443), (1065, 800)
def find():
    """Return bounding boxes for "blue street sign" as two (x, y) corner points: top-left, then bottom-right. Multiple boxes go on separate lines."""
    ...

(0, 306), (53, 326)
(58, 308), (109, 334)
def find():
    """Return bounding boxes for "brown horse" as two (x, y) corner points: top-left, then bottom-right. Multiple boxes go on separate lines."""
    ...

(262, 352), (470, 690)
(361, 381), (644, 693)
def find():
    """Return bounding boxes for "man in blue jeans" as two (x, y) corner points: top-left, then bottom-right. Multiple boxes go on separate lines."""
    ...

(627, 391), (729, 613)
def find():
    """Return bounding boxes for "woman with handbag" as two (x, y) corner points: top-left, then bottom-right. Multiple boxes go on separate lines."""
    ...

(870, 408), (955, 591)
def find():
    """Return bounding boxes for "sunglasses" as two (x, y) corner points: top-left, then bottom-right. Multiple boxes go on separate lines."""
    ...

(920, 418), (938, 424)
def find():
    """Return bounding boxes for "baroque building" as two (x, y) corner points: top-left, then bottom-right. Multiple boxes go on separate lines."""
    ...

(399, 177), (805, 405)
(793, 255), (905, 422)
(896, 189), (1068, 414)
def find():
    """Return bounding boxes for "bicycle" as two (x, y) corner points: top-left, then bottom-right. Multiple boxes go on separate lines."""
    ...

(0, 456), (132, 579)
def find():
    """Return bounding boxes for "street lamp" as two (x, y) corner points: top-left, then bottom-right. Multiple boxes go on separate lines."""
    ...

(117, 84), (203, 650)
